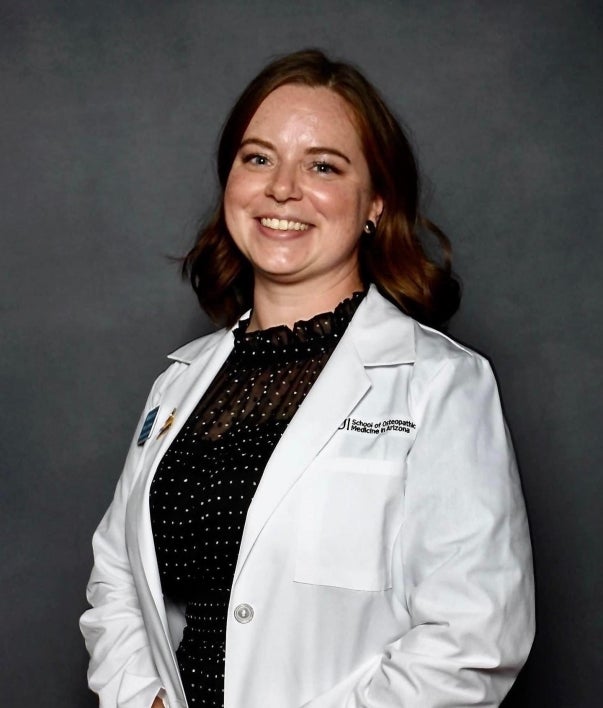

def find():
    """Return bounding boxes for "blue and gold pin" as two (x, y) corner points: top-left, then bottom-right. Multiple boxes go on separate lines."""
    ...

(157, 408), (177, 439)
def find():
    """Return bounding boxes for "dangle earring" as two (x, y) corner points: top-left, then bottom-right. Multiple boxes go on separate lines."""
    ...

(363, 220), (376, 236)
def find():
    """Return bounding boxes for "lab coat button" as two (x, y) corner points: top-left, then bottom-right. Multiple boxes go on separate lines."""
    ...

(234, 603), (254, 624)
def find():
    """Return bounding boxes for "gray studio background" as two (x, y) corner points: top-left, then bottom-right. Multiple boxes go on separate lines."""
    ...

(1, 1), (601, 706)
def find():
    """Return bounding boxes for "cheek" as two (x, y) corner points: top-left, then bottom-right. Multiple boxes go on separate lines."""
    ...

(223, 176), (240, 215)
(224, 182), (244, 241)
(316, 181), (370, 220)
(224, 169), (254, 212)
(309, 183), (356, 217)
(224, 183), (249, 243)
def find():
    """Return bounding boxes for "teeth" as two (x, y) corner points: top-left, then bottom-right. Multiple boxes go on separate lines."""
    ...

(261, 217), (309, 231)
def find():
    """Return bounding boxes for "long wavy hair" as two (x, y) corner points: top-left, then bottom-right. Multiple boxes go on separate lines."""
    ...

(183, 49), (461, 328)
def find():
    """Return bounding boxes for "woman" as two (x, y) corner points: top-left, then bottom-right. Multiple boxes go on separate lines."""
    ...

(80, 50), (534, 708)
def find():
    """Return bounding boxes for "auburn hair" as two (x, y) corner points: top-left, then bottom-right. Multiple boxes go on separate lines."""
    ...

(183, 49), (460, 328)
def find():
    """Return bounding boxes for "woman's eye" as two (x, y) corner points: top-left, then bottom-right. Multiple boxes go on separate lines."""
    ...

(312, 161), (340, 175)
(242, 153), (270, 166)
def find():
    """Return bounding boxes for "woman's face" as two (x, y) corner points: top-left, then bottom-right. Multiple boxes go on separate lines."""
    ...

(224, 84), (382, 294)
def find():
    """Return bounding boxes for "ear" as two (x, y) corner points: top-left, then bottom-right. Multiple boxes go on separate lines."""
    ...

(369, 194), (384, 224)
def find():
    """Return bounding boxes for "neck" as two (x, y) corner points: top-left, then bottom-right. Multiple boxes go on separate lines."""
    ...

(247, 275), (364, 331)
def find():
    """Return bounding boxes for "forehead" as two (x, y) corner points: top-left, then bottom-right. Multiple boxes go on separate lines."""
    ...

(244, 84), (362, 148)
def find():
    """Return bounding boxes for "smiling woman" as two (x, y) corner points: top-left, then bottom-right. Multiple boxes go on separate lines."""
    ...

(183, 50), (461, 329)
(224, 84), (382, 329)
(80, 49), (534, 708)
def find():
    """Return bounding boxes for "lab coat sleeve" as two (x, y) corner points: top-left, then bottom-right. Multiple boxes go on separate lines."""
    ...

(304, 351), (535, 708)
(80, 366), (181, 708)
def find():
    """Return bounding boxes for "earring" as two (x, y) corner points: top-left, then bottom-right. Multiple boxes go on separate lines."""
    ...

(363, 220), (376, 236)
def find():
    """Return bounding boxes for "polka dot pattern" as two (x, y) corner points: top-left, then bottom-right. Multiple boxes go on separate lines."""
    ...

(150, 292), (365, 706)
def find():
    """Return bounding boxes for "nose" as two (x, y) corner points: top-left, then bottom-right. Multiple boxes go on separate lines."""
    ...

(265, 162), (302, 203)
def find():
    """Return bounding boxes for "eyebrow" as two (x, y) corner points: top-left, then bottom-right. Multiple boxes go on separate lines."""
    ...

(239, 138), (351, 164)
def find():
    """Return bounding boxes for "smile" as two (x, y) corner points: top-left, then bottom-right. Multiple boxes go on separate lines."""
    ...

(260, 217), (310, 231)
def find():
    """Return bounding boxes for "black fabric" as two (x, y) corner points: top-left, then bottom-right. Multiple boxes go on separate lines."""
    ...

(150, 292), (364, 706)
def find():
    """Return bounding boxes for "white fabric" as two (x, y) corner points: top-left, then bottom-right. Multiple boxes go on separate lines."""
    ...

(80, 285), (534, 708)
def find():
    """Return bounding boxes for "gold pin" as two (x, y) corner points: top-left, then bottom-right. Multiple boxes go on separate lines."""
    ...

(157, 408), (176, 438)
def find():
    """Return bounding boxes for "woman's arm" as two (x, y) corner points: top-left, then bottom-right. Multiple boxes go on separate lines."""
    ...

(304, 351), (535, 707)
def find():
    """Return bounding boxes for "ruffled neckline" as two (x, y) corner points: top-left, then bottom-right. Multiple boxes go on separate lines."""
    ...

(232, 291), (366, 363)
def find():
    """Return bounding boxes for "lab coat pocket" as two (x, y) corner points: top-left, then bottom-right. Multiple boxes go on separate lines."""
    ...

(294, 457), (404, 591)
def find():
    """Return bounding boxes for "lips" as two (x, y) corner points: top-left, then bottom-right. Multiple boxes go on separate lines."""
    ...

(259, 217), (310, 232)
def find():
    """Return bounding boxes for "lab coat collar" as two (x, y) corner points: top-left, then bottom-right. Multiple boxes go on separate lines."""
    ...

(167, 326), (230, 364)
(166, 284), (415, 368)
(347, 284), (416, 366)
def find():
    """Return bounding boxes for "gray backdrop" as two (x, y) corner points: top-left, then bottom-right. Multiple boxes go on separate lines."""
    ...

(1, 1), (601, 705)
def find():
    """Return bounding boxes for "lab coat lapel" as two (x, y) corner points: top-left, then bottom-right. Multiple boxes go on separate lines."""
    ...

(233, 332), (370, 584)
(233, 286), (416, 584)
(135, 327), (236, 623)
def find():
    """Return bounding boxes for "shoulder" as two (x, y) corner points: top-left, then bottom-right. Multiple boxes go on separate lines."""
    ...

(143, 327), (231, 406)
(412, 320), (487, 372)
(166, 327), (229, 364)
(409, 321), (499, 421)
(361, 286), (489, 375)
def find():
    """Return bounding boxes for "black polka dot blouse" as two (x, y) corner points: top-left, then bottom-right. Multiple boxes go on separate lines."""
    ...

(150, 292), (365, 707)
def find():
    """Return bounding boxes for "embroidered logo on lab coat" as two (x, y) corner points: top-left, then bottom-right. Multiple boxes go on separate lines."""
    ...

(338, 417), (416, 435)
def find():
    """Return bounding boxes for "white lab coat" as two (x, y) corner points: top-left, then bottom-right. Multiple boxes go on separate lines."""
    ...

(80, 285), (534, 708)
